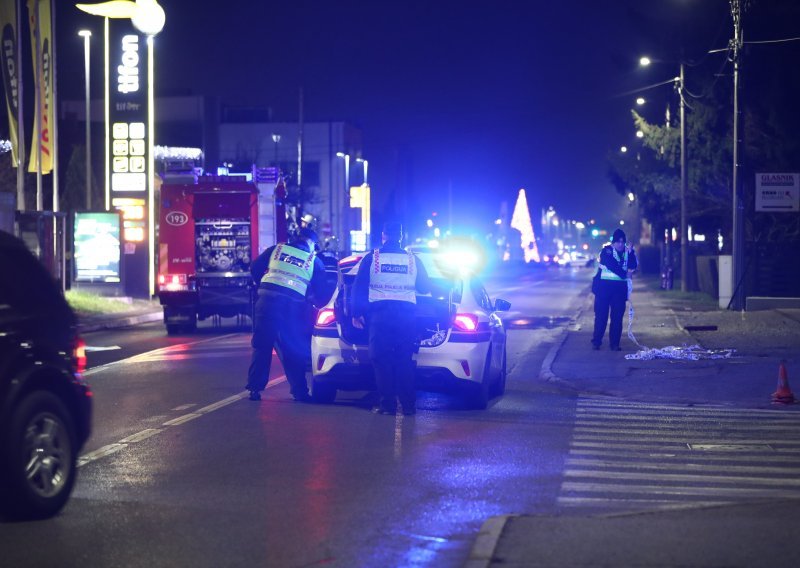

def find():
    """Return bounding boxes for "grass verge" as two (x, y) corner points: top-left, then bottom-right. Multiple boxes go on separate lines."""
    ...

(66, 290), (158, 316)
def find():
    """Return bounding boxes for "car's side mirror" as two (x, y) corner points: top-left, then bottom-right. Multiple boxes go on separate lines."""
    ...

(494, 298), (511, 312)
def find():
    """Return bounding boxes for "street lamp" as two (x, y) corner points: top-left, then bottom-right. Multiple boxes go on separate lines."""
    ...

(639, 56), (688, 293)
(636, 97), (646, 106)
(336, 152), (350, 191)
(271, 133), (280, 166)
(79, 30), (92, 210)
(355, 157), (368, 185)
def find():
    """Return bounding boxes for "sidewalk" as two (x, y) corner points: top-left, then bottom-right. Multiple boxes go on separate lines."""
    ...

(466, 277), (800, 568)
(547, 277), (800, 409)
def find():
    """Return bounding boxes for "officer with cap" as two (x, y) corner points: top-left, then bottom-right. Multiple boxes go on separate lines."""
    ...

(591, 228), (638, 351)
(247, 227), (328, 401)
(351, 221), (433, 415)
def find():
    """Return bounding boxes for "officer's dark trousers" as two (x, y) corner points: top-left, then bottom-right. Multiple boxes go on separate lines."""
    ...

(247, 291), (311, 396)
(368, 303), (417, 411)
(592, 280), (628, 348)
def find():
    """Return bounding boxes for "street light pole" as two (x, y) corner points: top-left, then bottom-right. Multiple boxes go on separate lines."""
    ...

(335, 152), (350, 248)
(679, 62), (688, 292)
(639, 55), (688, 292)
(79, 30), (92, 210)
(730, 0), (746, 310)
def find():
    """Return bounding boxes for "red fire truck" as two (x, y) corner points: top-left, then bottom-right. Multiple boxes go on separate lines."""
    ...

(157, 174), (282, 334)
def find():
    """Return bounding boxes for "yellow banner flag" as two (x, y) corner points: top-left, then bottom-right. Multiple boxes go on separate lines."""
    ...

(27, 0), (53, 174)
(0, 0), (19, 165)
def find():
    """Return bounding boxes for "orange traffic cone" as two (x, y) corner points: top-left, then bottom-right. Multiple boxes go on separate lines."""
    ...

(771, 362), (795, 404)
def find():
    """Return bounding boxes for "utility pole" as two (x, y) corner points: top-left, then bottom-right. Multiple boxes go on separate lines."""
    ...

(679, 62), (688, 292)
(730, 0), (746, 310)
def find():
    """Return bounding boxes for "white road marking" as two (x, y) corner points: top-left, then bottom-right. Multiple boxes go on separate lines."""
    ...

(568, 448), (800, 463)
(77, 443), (127, 466)
(562, 482), (800, 498)
(83, 333), (242, 377)
(85, 345), (121, 352)
(171, 404), (196, 411)
(564, 469), (800, 486)
(163, 413), (203, 426)
(118, 429), (163, 444)
(78, 371), (286, 468)
(560, 396), (800, 509)
(566, 458), (800, 475)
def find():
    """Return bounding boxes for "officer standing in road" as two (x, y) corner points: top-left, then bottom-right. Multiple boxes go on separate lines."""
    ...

(591, 228), (638, 351)
(247, 228), (328, 401)
(351, 222), (432, 415)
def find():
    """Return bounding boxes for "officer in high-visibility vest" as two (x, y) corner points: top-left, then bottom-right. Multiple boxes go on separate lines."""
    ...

(591, 228), (638, 351)
(247, 228), (328, 401)
(351, 222), (433, 415)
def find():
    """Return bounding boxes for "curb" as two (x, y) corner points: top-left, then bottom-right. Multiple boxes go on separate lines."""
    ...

(78, 311), (163, 333)
(464, 515), (516, 568)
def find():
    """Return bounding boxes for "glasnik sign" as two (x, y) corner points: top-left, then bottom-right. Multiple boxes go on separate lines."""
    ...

(755, 173), (799, 212)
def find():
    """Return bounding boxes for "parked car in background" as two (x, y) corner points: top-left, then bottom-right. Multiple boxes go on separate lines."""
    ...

(0, 230), (92, 520)
(311, 246), (510, 409)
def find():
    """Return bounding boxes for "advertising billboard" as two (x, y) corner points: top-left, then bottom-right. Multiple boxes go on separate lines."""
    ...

(74, 212), (122, 283)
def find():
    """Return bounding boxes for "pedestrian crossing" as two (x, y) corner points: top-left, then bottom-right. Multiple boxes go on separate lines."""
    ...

(558, 397), (800, 511)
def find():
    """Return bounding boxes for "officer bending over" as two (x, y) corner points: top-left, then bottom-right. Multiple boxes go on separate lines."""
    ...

(247, 228), (328, 401)
(351, 222), (433, 416)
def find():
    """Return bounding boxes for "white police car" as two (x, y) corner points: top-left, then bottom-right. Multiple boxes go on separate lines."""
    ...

(310, 244), (510, 409)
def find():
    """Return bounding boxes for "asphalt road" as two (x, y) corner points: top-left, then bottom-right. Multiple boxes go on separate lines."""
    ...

(14, 269), (780, 567)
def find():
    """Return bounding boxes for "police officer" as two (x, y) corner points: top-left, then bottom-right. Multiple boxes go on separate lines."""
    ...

(247, 227), (328, 401)
(351, 222), (433, 416)
(591, 228), (638, 351)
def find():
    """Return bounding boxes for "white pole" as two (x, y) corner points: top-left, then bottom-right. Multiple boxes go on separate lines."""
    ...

(50, 0), (58, 212)
(80, 31), (92, 210)
(15, 0), (25, 210)
(34, 0), (42, 211)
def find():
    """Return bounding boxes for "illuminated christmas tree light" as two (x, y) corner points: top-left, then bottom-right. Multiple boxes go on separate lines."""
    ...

(510, 188), (540, 263)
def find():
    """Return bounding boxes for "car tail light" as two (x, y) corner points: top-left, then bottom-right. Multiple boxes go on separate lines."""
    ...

(315, 308), (336, 327)
(339, 254), (364, 265)
(453, 313), (478, 332)
(73, 336), (87, 375)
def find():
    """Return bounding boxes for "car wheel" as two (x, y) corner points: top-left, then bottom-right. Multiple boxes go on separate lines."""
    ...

(0, 390), (77, 520)
(469, 350), (492, 410)
(492, 347), (507, 397)
(311, 379), (337, 404)
(166, 324), (182, 336)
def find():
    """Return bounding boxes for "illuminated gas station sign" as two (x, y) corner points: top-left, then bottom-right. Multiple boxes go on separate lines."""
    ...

(108, 21), (151, 297)
(76, 1), (164, 297)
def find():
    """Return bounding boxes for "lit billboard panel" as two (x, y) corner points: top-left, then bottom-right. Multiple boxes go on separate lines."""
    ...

(73, 212), (122, 283)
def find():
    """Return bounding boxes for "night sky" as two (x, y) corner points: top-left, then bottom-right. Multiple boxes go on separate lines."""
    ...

(56, 1), (799, 232)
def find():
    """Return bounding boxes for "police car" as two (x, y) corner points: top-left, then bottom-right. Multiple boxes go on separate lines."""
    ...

(310, 244), (510, 409)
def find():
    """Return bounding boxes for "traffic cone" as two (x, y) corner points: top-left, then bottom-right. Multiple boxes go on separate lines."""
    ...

(771, 362), (795, 404)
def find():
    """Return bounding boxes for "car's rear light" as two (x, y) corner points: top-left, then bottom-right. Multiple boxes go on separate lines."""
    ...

(315, 308), (336, 327)
(73, 337), (87, 375)
(158, 273), (189, 291)
(339, 254), (364, 265)
(453, 313), (478, 332)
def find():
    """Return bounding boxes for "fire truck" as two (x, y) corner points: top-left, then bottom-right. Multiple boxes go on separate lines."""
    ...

(157, 172), (285, 334)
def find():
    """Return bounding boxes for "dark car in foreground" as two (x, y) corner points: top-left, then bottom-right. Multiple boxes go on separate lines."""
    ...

(0, 230), (92, 519)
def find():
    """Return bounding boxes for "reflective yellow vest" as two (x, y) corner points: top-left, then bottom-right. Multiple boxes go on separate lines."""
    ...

(599, 248), (628, 282)
(368, 250), (417, 303)
(261, 243), (315, 296)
